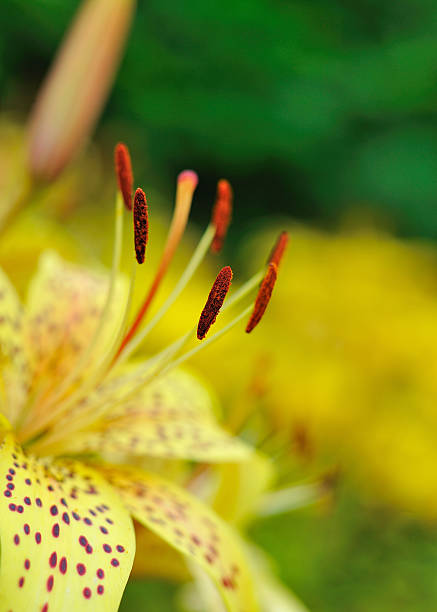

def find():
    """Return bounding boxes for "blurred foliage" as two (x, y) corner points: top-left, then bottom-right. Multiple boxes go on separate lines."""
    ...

(2, 0), (437, 236)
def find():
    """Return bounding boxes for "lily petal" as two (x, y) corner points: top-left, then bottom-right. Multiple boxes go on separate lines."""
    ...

(211, 452), (275, 526)
(68, 417), (251, 463)
(0, 267), (30, 424)
(101, 465), (259, 612)
(0, 431), (135, 611)
(132, 523), (190, 581)
(54, 370), (252, 462)
(25, 252), (127, 391)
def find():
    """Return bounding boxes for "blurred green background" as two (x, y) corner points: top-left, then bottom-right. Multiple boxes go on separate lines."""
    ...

(2, 1), (437, 610)
(3, 0), (437, 237)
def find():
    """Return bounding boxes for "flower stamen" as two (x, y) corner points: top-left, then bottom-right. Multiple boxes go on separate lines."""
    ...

(114, 142), (133, 211)
(133, 188), (148, 264)
(269, 230), (289, 267)
(246, 263), (278, 333)
(197, 266), (233, 340)
(115, 170), (198, 359)
(211, 179), (233, 253)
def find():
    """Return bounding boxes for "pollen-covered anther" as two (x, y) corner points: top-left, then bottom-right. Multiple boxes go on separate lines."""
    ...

(133, 188), (149, 264)
(268, 230), (289, 267)
(197, 266), (233, 340)
(211, 179), (233, 253)
(246, 262), (278, 333)
(114, 142), (133, 210)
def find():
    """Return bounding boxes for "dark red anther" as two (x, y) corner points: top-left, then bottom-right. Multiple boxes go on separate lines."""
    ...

(211, 179), (233, 253)
(114, 142), (133, 210)
(133, 188), (149, 264)
(268, 231), (289, 268)
(246, 263), (278, 333)
(197, 266), (233, 339)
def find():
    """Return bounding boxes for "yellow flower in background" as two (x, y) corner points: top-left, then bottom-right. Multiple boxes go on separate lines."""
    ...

(183, 224), (437, 520)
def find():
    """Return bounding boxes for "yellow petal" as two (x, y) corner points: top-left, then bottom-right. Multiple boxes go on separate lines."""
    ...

(25, 251), (127, 392)
(132, 523), (190, 581)
(102, 465), (259, 611)
(0, 266), (30, 424)
(0, 432), (135, 610)
(58, 369), (252, 462)
(211, 452), (275, 527)
(71, 418), (251, 463)
(103, 368), (217, 423)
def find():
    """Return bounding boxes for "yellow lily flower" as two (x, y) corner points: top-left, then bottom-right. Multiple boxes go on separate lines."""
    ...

(0, 146), (286, 611)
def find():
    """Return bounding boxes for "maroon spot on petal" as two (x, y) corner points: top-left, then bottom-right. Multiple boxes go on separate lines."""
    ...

(14, 534), (20, 545)
(35, 532), (42, 544)
(116, 545), (125, 553)
(4, 490), (12, 497)
(100, 526), (108, 534)
(42, 604), (48, 612)
(23, 524), (30, 535)
(97, 585), (104, 595)
(25, 478), (31, 486)
(9, 468), (15, 475)
(84, 517), (92, 525)
(72, 512), (80, 521)
(18, 576), (25, 588)
(103, 544), (111, 553)
(36, 498), (42, 507)
(24, 559), (30, 570)
(47, 575), (54, 592)
(77, 563), (86, 576)
(6, 474), (12, 481)
(62, 512), (70, 525)
(17, 505), (24, 513)
(83, 587), (91, 599)
(7, 482), (14, 490)
(50, 505), (58, 516)
(24, 496), (31, 505)
(111, 558), (119, 567)
(52, 523), (60, 538)
(49, 552), (57, 568)
(85, 544), (93, 554)
(96, 569), (104, 579)
(79, 536), (87, 547)
(8, 503), (16, 511)
(59, 557), (67, 574)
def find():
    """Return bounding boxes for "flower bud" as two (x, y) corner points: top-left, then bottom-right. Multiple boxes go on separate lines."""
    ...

(28, 0), (135, 181)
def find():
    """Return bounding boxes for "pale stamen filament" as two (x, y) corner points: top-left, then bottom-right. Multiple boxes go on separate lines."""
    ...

(116, 223), (215, 367)
(114, 171), (197, 360)
(31, 192), (125, 414)
(28, 267), (263, 450)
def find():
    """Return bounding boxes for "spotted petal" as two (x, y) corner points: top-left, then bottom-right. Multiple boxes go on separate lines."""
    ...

(0, 267), (30, 424)
(55, 370), (252, 462)
(24, 251), (127, 392)
(102, 465), (258, 612)
(0, 432), (135, 611)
